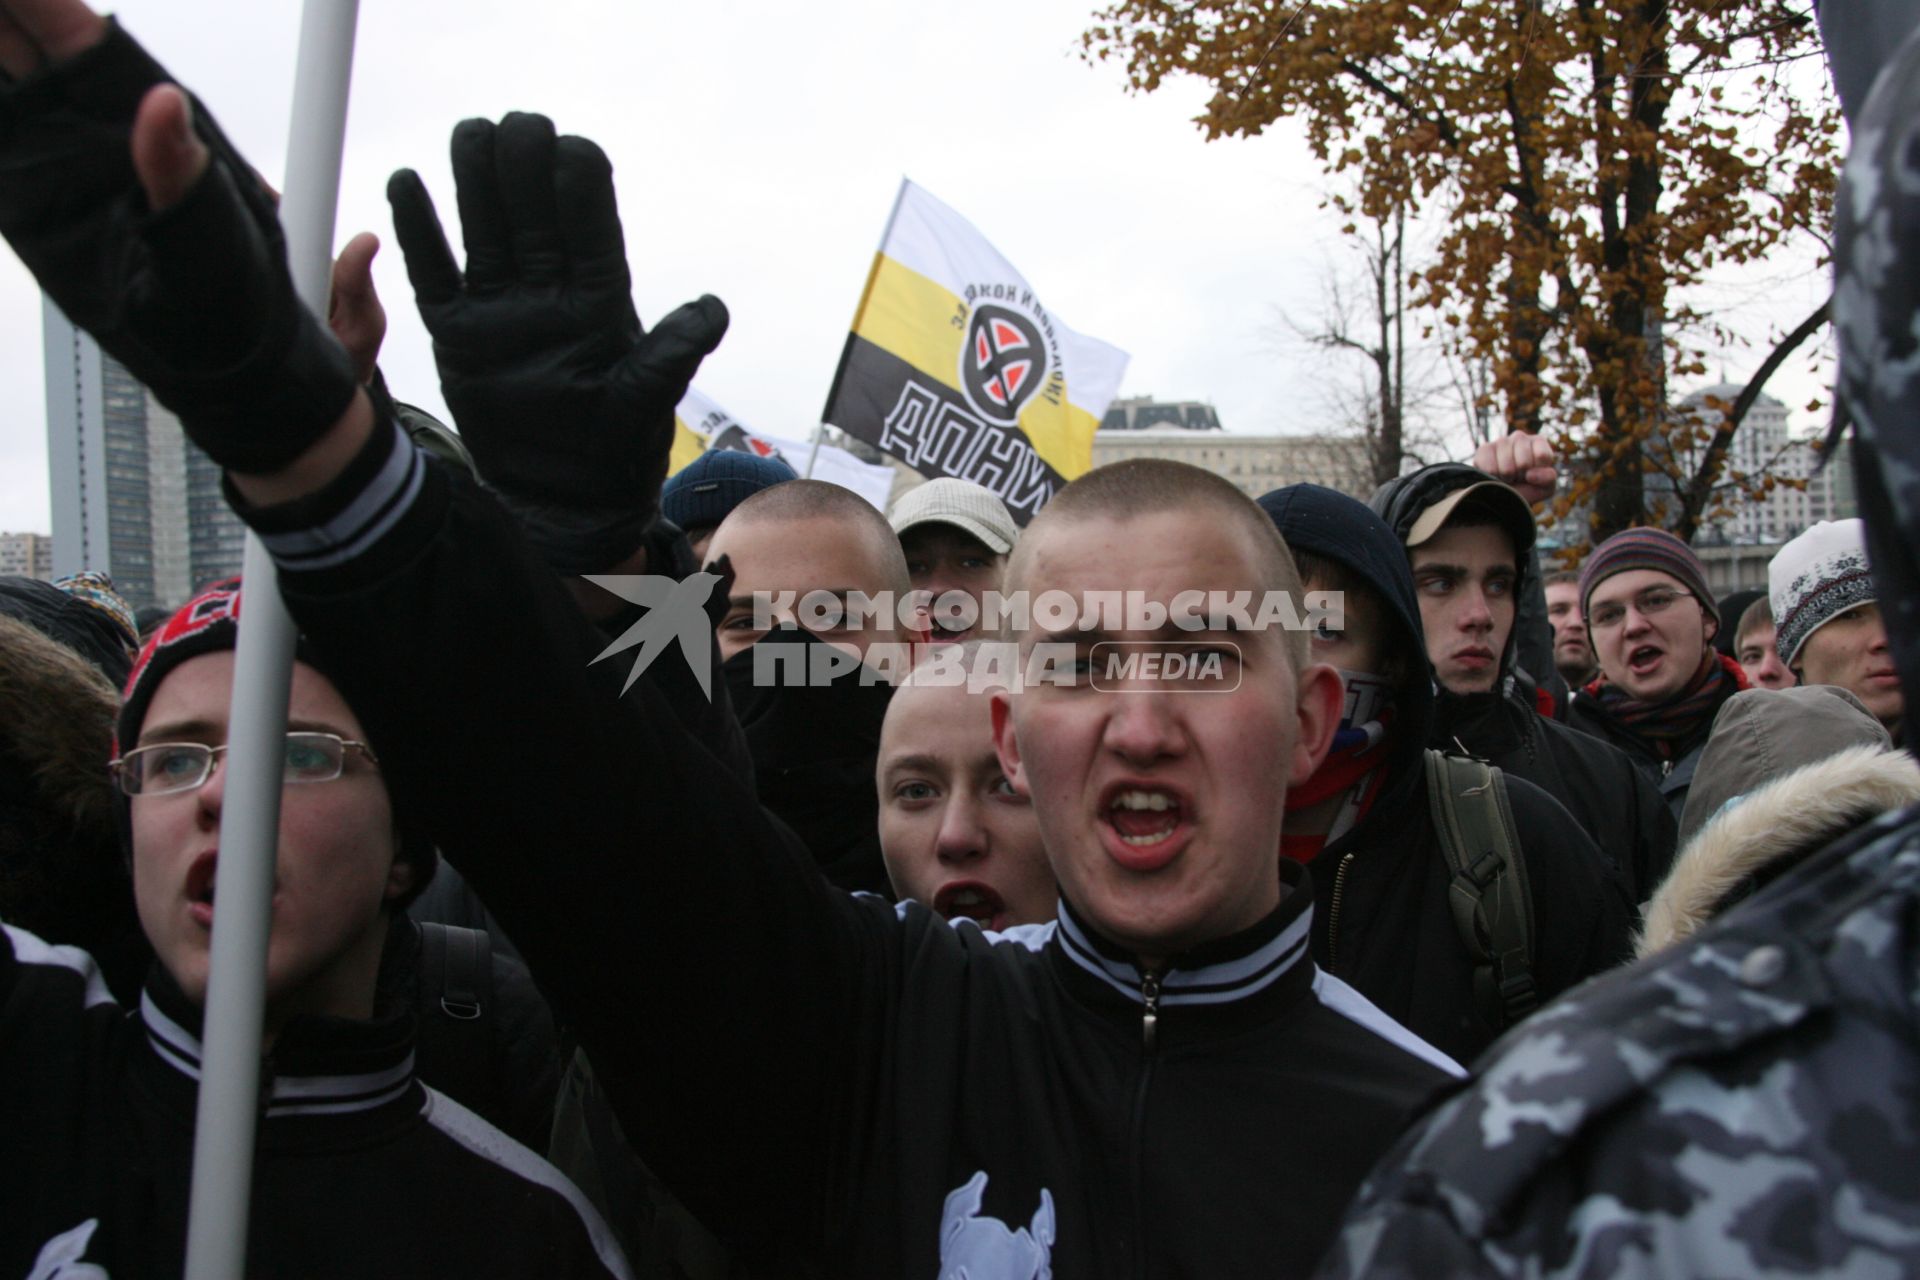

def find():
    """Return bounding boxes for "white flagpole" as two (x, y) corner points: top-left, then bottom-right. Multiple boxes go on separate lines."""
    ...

(183, 2), (360, 1276)
(803, 424), (826, 479)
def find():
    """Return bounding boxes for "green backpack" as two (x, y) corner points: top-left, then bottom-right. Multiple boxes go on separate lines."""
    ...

(1423, 750), (1540, 1032)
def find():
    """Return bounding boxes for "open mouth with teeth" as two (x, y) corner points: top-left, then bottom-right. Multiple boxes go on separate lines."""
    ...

(1099, 785), (1191, 872)
(1626, 644), (1665, 675)
(933, 880), (1008, 929)
(1110, 789), (1181, 845)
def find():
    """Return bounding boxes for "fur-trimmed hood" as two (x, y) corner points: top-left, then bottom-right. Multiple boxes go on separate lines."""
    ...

(1637, 744), (1920, 956)
(0, 610), (147, 999)
(0, 611), (119, 864)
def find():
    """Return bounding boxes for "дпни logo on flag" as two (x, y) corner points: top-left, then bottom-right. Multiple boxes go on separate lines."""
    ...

(961, 303), (1051, 425)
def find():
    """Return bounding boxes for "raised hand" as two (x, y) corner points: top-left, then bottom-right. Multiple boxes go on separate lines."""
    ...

(387, 112), (728, 574)
(1471, 430), (1559, 506)
(0, 5), (358, 474)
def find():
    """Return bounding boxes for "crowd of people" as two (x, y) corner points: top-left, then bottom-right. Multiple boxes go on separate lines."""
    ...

(0, 0), (1917, 1275)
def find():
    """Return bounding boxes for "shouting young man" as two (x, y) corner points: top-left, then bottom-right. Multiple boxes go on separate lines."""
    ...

(0, 18), (1458, 1279)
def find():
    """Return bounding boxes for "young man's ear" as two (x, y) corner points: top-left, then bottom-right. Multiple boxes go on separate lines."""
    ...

(384, 832), (418, 906)
(1288, 662), (1346, 787)
(1702, 608), (1720, 647)
(989, 689), (1028, 797)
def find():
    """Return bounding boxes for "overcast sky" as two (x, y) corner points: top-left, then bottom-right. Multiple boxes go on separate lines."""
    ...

(0, 0), (1838, 533)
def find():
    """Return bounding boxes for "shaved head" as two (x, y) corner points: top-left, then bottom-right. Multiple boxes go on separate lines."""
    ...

(1008, 460), (1309, 670)
(717, 479), (911, 597)
(708, 480), (919, 661)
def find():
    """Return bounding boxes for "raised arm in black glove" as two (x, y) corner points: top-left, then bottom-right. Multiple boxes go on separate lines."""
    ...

(0, 12), (358, 475)
(387, 113), (729, 574)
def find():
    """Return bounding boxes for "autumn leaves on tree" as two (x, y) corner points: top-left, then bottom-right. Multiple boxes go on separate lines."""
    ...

(1084, 1), (1839, 544)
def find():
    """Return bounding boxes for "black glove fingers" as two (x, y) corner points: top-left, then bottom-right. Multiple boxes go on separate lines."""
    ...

(493, 111), (564, 287)
(636, 294), (731, 380)
(553, 134), (629, 294)
(450, 115), (513, 292)
(385, 168), (462, 306)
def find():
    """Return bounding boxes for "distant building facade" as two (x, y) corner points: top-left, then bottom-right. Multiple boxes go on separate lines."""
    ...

(1091, 398), (1371, 499)
(44, 301), (246, 611)
(0, 530), (53, 580)
(1673, 384), (1858, 545)
(1100, 395), (1224, 433)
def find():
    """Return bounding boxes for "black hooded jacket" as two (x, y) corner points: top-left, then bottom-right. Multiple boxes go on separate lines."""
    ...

(1261, 485), (1635, 1063)
(1370, 466), (1679, 900)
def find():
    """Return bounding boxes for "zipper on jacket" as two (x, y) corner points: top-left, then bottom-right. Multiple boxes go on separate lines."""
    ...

(1327, 851), (1358, 969)
(1130, 965), (1165, 1278)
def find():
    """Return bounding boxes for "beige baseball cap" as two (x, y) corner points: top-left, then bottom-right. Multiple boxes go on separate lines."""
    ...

(1403, 480), (1537, 554)
(889, 478), (1019, 555)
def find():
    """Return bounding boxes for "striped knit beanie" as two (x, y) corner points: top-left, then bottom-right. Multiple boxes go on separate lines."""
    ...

(1578, 528), (1718, 625)
(1769, 519), (1877, 666)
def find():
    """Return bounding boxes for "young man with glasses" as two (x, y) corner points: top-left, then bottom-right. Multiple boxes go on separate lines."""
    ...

(1568, 529), (1750, 819)
(1, 579), (629, 1277)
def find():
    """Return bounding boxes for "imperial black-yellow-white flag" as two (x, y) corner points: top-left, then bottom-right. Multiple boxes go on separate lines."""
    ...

(821, 179), (1129, 523)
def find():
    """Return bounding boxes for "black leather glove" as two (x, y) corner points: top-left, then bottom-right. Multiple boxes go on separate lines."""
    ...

(387, 112), (728, 574)
(0, 21), (358, 474)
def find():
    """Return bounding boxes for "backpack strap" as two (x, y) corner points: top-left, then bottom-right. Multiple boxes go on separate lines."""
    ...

(415, 922), (496, 1110)
(1423, 750), (1539, 1030)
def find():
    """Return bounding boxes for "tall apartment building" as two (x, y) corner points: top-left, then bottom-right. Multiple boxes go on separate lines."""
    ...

(44, 300), (247, 611)
(1091, 399), (1371, 500)
(0, 530), (53, 579)
(1673, 384), (1858, 545)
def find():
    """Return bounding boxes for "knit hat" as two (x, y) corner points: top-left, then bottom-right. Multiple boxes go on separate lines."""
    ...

(1578, 528), (1718, 626)
(661, 450), (798, 535)
(1768, 518), (1877, 667)
(0, 574), (137, 688)
(889, 478), (1019, 556)
(115, 580), (436, 906)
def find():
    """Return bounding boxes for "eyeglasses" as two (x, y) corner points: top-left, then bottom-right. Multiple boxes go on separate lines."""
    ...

(1589, 587), (1695, 632)
(110, 732), (379, 798)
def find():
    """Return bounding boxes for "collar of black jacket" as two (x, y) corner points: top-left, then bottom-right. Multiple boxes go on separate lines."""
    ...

(1428, 683), (1528, 760)
(1047, 860), (1317, 1036)
(136, 961), (424, 1141)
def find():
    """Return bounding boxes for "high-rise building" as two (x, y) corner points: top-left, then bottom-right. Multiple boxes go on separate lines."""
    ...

(1671, 384), (1858, 545)
(0, 530), (53, 580)
(44, 301), (247, 611)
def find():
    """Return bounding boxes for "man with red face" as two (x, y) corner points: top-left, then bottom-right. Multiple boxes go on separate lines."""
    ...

(1568, 528), (1750, 819)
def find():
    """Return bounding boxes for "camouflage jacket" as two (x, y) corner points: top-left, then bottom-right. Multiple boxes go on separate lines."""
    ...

(1316, 802), (1920, 1279)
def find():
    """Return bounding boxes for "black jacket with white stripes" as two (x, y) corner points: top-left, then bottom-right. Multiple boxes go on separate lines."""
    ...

(229, 416), (1460, 1279)
(0, 925), (630, 1279)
